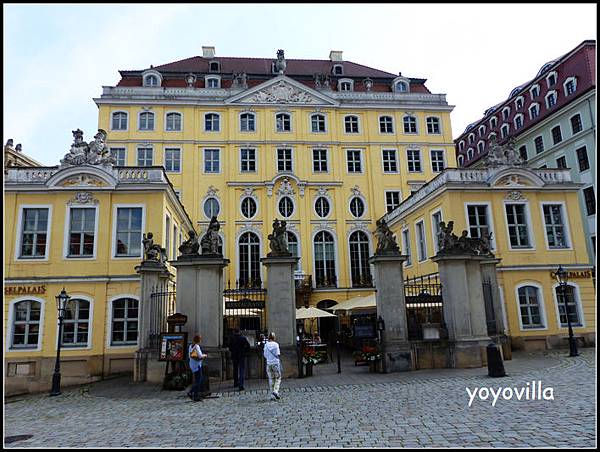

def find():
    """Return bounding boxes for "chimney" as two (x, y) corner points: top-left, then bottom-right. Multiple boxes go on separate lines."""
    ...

(329, 50), (343, 62)
(202, 46), (216, 59)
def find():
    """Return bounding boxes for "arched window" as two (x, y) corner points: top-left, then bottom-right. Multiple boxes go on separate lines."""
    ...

(545, 91), (558, 109)
(286, 231), (301, 271)
(501, 123), (510, 138)
(205, 113), (220, 132)
(394, 81), (408, 92)
(478, 125), (486, 137)
(311, 114), (326, 133)
(239, 232), (260, 287)
(338, 80), (353, 91)
(278, 196), (294, 218)
(111, 298), (139, 345)
(489, 117), (498, 129)
(467, 148), (474, 160)
(144, 74), (159, 87)
(166, 112), (182, 131)
(349, 231), (372, 287)
(276, 113), (291, 132)
(315, 196), (330, 218)
(403, 116), (417, 134)
(502, 107), (511, 120)
(209, 61), (220, 72)
(241, 197), (257, 219)
(344, 115), (359, 133)
(530, 84), (540, 99)
(459, 141), (465, 151)
(139, 111), (155, 131)
(111, 112), (128, 131)
(349, 197), (365, 218)
(555, 285), (582, 327)
(529, 103), (540, 120)
(203, 197), (220, 219)
(332, 64), (343, 75)
(379, 116), (394, 133)
(457, 155), (465, 167)
(517, 286), (544, 329)
(240, 113), (256, 132)
(477, 141), (485, 153)
(63, 299), (90, 347)
(314, 231), (336, 288)
(205, 76), (221, 89)
(11, 300), (41, 348)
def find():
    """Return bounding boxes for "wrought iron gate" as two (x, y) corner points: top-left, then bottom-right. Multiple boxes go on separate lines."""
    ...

(149, 281), (176, 350)
(223, 280), (267, 346)
(404, 273), (445, 340)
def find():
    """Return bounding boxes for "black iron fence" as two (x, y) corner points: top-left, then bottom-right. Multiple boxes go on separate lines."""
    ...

(223, 280), (267, 346)
(404, 273), (445, 340)
(149, 282), (176, 349)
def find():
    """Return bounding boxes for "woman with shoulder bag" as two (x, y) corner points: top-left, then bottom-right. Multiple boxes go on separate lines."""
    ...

(188, 334), (207, 402)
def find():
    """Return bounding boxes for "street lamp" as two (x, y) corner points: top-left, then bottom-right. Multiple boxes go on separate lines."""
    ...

(377, 316), (387, 374)
(555, 266), (579, 357)
(50, 288), (70, 396)
(296, 321), (304, 378)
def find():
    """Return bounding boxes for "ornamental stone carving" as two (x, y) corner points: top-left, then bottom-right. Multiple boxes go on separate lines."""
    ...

(67, 192), (99, 205)
(505, 190), (525, 201)
(436, 220), (494, 257)
(60, 129), (115, 167)
(200, 216), (222, 256)
(250, 80), (316, 104)
(178, 230), (200, 256)
(142, 232), (168, 265)
(267, 219), (291, 256)
(275, 49), (287, 74)
(374, 219), (400, 255)
(484, 136), (523, 167)
(277, 177), (295, 196)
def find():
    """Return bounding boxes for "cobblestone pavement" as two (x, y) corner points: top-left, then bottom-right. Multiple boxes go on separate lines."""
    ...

(4, 349), (596, 448)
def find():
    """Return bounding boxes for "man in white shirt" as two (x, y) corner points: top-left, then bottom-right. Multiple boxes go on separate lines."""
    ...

(263, 332), (282, 400)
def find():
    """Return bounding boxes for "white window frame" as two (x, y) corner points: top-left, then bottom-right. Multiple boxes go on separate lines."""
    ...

(106, 295), (140, 349)
(239, 112), (257, 133)
(136, 146), (154, 167)
(529, 84), (540, 100)
(426, 116), (441, 134)
(503, 200), (535, 251)
(384, 190), (402, 213)
(457, 155), (465, 166)
(545, 90), (558, 109)
(431, 209), (443, 254)
(204, 75), (221, 89)
(110, 147), (127, 166)
(312, 148), (329, 173)
(563, 76), (577, 97)
(203, 148), (221, 174)
(514, 96), (525, 110)
(310, 113), (327, 133)
(540, 201), (572, 250)
(467, 148), (474, 160)
(165, 111), (183, 132)
(379, 115), (395, 134)
(311, 229), (340, 289)
(489, 117), (498, 129)
(164, 147), (182, 173)
(137, 111), (155, 131)
(514, 113), (524, 130)
(570, 113), (583, 135)
(500, 123), (510, 138)
(111, 204), (146, 259)
(63, 204), (99, 260)
(240, 196), (259, 220)
(276, 147), (294, 173)
(314, 196), (332, 219)
(464, 202), (496, 250)
(338, 78), (354, 92)
(57, 295), (94, 350)
(551, 282), (585, 329)
(477, 141), (485, 154)
(203, 197), (221, 220)
(15, 204), (53, 261)
(529, 103), (540, 120)
(478, 125), (486, 137)
(204, 112), (221, 132)
(501, 107), (511, 121)
(403, 115), (418, 134)
(407, 148), (422, 172)
(402, 227), (412, 267)
(344, 115), (360, 134)
(278, 196), (296, 219)
(415, 219), (427, 262)
(110, 111), (129, 131)
(468, 133), (475, 144)
(381, 148), (399, 174)
(459, 141), (465, 151)
(275, 112), (292, 133)
(515, 282), (548, 331)
(240, 147), (257, 173)
(346, 149), (363, 174)
(143, 73), (160, 87)
(545, 70), (558, 88)
(348, 195), (367, 219)
(430, 149), (445, 172)
(6, 296), (46, 352)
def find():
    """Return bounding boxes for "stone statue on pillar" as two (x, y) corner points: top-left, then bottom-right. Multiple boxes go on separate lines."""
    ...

(374, 219), (400, 255)
(200, 216), (222, 256)
(267, 219), (291, 256)
(178, 230), (200, 256)
(142, 232), (168, 265)
(437, 221), (494, 257)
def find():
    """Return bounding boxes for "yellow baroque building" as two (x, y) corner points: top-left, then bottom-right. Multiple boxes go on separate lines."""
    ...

(383, 163), (596, 351)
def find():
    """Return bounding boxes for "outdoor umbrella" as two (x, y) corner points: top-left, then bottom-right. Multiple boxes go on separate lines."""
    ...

(331, 293), (376, 312)
(296, 306), (337, 319)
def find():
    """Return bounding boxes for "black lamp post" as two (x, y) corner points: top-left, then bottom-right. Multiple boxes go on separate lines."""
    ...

(50, 288), (70, 396)
(297, 322), (304, 378)
(377, 316), (386, 373)
(555, 266), (579, 357)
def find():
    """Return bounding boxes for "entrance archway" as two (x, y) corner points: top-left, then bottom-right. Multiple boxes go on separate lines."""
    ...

(316, 299), (338, 346)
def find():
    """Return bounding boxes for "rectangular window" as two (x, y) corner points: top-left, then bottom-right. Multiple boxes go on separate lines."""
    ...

(427, 117), (441, 134)
(556, 156), (567, 169)
(583, 187), (596, 216)
(416, 221), (427, 262)
(139, 113), (154, 131)
(570, 114), (583, 134)
(576, 146), (590, 172)
(543, 204), (568, 248)
(505, 204), (531, 248)
(518, 145), (528, 162)
(346, 150), (362, 173)
(19, 208), (49, 258)
(164, 148), (181, 172)
(312, 149), (328, 172)
(240, 148), (256, 172)
(379, 117), (394, 133)
(165, 216), (171, 259)
(277, 148), (293, 172)
(110, 148), (126, 166)
(204, 149), (220, 173)
(68, 208), (95, 257)
(382, 149), (398, 173)
(385, 191), (401, 213)
(432, 211), (443, 254)
(467, 205), (491, 243)
(137, 147), (153, 167)
(530, 104), (539, 119)
(402, 229), (411, 266)
(407, 149), (422, 172)
(515, 116), (523, 129)
(431, 150), (445, 172)
(115, 207), (143, 257)
(311, 115), (326, 133)
(565, 80), (576, 96)
(551, 126), (562, 145)
(173, 224), (178, 261)
(519, 286), (544, 328)
(534, 136), (544, 154)
(345, 117), (359, 133)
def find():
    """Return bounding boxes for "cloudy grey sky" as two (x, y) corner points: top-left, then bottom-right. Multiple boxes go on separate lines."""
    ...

(3, 3), (596, 165)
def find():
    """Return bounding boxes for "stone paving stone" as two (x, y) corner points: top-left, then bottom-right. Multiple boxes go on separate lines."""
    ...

(4, 349), (596, 448)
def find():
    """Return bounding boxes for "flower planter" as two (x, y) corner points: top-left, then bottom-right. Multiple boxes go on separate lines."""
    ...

(305, 363), (313, 376)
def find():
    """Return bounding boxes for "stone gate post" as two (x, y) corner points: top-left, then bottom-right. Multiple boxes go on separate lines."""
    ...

(480, 257), (511, 359)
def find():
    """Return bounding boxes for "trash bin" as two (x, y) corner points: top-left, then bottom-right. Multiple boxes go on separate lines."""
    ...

(486, 343), (506, 377)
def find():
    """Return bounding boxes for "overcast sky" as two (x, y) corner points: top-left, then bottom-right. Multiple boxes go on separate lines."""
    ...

(3, 3), (597, 165)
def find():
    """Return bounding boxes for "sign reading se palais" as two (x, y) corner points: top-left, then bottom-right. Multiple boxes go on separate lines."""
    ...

(4, 285), (46, 296)
(549, 270), (593, 280)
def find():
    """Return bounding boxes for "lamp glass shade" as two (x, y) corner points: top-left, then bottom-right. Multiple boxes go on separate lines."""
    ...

(555, 266), (568, 285)
(55, 288), (70, 313)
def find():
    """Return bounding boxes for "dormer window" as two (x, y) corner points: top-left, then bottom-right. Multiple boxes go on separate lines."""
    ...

(488, 132), (497, 141)
(514, 114), (524, 130)
(458, 155), (465, 166)
(515, 96), (524, 109)
(467, 148), (474, 160)
(209, 61), (220, 72)
(502, 107), (511, 120)
(529, 103), (540, 120)
(142, 70), (162, 87)
(545, 90), (558, 109)
(205, 75), (221, 89)
(477, 141), (485, 153)
(489, 116), (498, 129)
(459, 141), (465, 151)
(392, 77), (410, 93)
(501, 123), (510, 138)
(564, 76), (577, 96)
(478, 125), (486, 137)
(546, 71), (558, 88)
(530, 84), (540, 99)
(468, 133), (475, 144)
(338, 79), (353, 92)
(332, 64), (343, 75)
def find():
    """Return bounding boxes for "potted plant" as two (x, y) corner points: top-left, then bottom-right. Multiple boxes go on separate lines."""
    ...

(360, 344), (382, 372)
(302, 347), (319, 376)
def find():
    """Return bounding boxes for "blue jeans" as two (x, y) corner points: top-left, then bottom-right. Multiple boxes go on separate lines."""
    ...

(233, 357), (246, 388)
(190, 368), (203, 400)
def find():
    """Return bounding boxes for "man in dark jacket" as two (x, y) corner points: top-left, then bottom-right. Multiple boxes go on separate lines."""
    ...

(228, 328), (251, 391)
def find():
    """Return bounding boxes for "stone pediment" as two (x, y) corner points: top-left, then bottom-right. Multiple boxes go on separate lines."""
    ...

(226, 76), (337, 106)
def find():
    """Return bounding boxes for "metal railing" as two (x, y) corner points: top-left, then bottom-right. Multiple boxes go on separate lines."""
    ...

(148, 284), (176, 350)
(404, 273), (445, 340)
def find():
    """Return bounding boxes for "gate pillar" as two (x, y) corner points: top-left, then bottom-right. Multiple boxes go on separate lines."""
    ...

(480, 257), (511, 359)
(261, 255), (300, 378)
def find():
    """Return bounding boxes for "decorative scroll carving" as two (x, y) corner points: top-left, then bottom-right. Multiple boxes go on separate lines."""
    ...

(200, 216), (222, 256)
(67, 192), (99, 205)
(267, 219), (291, 256)
(374, 219), (400, 255)
(142, 232), (168, 264)
(277, 177), (295, 196)
(505, 190), (525, 201)
(250, 80), (316, 104)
